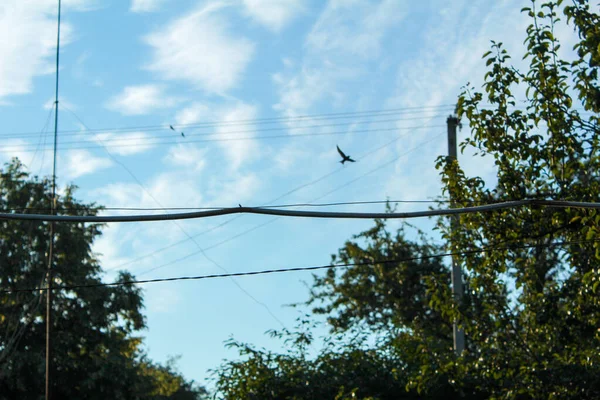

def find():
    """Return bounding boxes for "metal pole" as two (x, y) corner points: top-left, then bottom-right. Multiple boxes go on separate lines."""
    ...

(46, 1), (61, 399)
(447, 115), (465, 355)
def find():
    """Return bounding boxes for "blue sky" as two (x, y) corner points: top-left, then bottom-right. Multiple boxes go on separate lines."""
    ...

(0, 0), (585, 390)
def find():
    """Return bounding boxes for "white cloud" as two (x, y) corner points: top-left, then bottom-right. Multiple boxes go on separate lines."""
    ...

(306, 0), (405, 59)
(106, 84), (179, 116)
(242, 0), (305, 32)
(175, 102), (211, 125)
(164, 144), (208, 172)
(93, 131), (155, 156)
(0, 2), (69, 101)
(272, 0), (404, 118)
(174, 102), (259, 171)
(216, 103), (259, 170)
(130, 0), (165, 13)
(95, 172), (203, 210)
(208, 172), (261, 206)
(60, 149), (112, 179)
(144, 3), (255, 93)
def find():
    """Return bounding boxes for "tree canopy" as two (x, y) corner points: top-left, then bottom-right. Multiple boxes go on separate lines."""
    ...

(0, 159), (206, 399)
(212, 1), (600, 399)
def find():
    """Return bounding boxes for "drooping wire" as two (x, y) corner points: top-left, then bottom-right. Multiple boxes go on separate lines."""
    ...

(3, 237), (598, 294)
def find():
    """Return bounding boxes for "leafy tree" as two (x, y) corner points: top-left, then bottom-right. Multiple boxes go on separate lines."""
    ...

(419, 0), (600, 398)
(0, 159), (205, 399)
(213, 1), (600, 399)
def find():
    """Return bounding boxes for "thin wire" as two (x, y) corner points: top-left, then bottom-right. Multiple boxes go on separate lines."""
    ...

(4, 238), (598, 294)
(0, 124), (445, 153)
(27, 104), (56, 170)
(0, 105), (456, 137)
(60, 104), (287, 329)
(0, 198), (455, 213)
(106, 127), (425, 274)
(6, 199), (599, 223)
(0, 113), (447, 141)
(135, 132), (453, 277)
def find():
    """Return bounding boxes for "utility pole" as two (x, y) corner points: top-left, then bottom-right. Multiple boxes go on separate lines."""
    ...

(447, 115), (465, 355)
(46, 1), (61, 399)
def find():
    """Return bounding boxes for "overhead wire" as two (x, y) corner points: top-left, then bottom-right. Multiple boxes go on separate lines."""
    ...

(0, 199), (455, 214)
(59, 104), (288, 328)
(0, 112), (447, 141)
(107, 126), (435, 275)
(136, 131), (449, 277)
(27, 104), (56, 170)
(0, 105), (457, 137)
(0, 124), (445, 153)
(3, 237), (598, 295)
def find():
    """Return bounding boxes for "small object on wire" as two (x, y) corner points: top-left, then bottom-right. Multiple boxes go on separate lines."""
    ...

(170, 125), (185, 137)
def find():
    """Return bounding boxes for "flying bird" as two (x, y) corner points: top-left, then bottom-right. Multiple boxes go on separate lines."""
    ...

(336, 145), (356, 164)
(170, 125), (185, 138)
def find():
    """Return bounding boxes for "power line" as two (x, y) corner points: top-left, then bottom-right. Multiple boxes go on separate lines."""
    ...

(3, 238), (597, 295)
(0, 113), (447, 141)
(0, 125), (445, 153)
(0, 105), (456, 137)
(0, 199), (458, 213)
(105, 126), (430, 274)
(60, 104), (288, 329)
(3, 198), (596, 224)
(27, 103), (56, 170)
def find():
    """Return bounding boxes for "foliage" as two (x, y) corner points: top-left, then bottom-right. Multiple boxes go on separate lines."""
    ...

(214, 1), (600, 398)
(0, 159), (205, 399)
(212, 317), (417, 400)
(425, 0), (600, 398)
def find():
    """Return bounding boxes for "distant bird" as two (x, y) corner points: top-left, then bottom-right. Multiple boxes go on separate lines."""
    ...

(336, 145), (356, 164)
(170, 125), (185, 138)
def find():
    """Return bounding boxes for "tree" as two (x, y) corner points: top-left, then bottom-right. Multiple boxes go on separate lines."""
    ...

(0, 159), (205, 399)
(418, 0), (600, 397)
(213, 1), (600, 398)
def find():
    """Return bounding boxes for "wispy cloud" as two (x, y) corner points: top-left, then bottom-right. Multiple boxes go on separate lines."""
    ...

(130, 0), (165, 13)
(307, 0), (405, 59)
(163, 143), (208, 172)
(242, 0), (305, 32)
(143, 2), (255, 94)
(60, 149), (112, 180)
(174, 102), (259, 171)
(273, 0), (404, 119)
(93, 132), (155, 156)
(106, 84), (180, 116)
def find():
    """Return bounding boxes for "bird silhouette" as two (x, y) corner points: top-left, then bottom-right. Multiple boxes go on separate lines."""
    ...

(336, 145), (356, 164)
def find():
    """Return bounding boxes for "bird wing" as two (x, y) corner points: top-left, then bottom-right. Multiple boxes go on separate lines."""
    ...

(336, 145), (347, 158)
(348, 157), (356, 162)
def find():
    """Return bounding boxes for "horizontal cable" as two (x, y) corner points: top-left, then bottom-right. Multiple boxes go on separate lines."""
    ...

(3, 238), (597, 294)
(0, 199), (455, 213)
(0, 105), (456, 137)
(0, 200), (598, 223)
(0, 113), (447, 140)
(0, 125), (444, 153)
